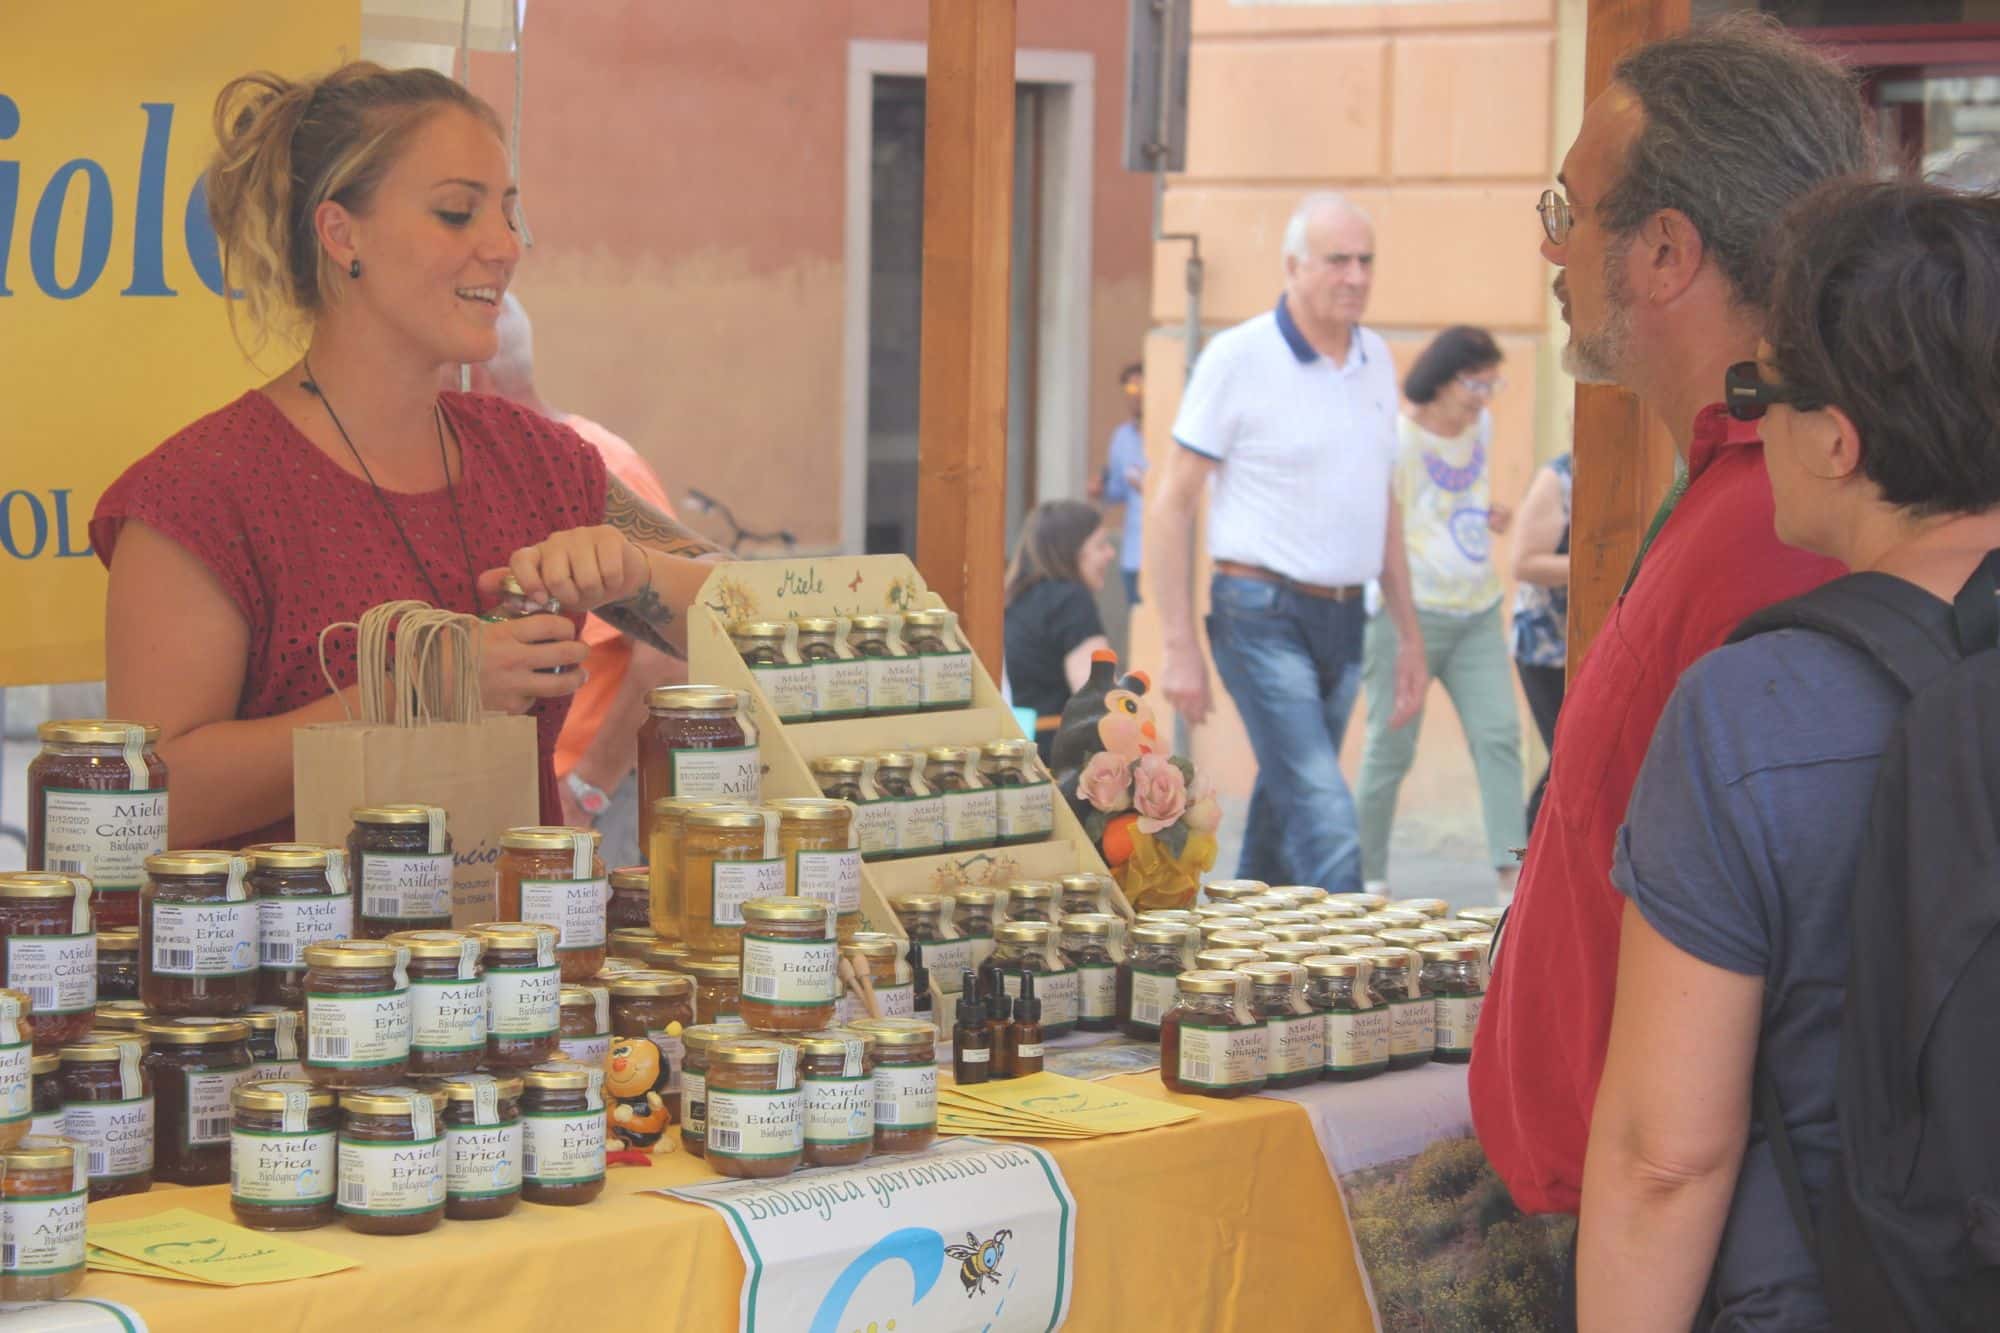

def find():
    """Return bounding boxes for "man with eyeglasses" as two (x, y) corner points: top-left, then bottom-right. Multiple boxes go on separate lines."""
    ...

(1146, 191), (1428, 893)
(1468, 14), (1866, 1286)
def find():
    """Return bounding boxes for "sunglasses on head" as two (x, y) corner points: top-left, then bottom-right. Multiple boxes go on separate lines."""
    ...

(1724, 361), (1824, 422)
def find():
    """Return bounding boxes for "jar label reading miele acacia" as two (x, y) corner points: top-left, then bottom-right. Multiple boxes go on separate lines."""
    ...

(149, 901), (258, 977)
(487, 967), (561, 1038)
(749, 664), (817, 722)
(1128, 971), (1179, 1028)
(918, 652), (974, 708)
(795, 850), (862, 915)
(4, 933), (96, 1014)
(232, 1127), (336, 1205)
(940, 789), (998, 849)
(524, 1109), (606, 1183)
(1435, 994), (1484, 1056)
(0, 1190), (87, 1277)
(742, 936), (840, 1005)
(64, 1097), (155, 1179)
(1325, 1008), (1391, 1071)
(706, 1088), (803, 1160)
(411, 977), (488, 1053)
(1267, 1013), (1325, 1078)
(803, 1075), (872, 1146)
(873, 1064), (937, 1130)
(711, 860), (785, 927)
(338, 1136), (445, 1215)
(359, 854), (453, 922)
(521, 878), (610, 951)
(670, 747), (763, 801)
(994, 783), (1055, 842)
(257, 896), (354, 970)
(1077, 964), (1117, 1021)
(186, 1070), (258, 1147)
(37, 788), (167, 892)
(308, 990), (414, 1068)
(813, 659), (871, 718)
(0, 1040), (30, 1124)
(1389, 997), (1435, 1058)
(1174, 1023), (1268, 1091)
(866, 656), (923, 713)
(446, 1119), (523, 1199)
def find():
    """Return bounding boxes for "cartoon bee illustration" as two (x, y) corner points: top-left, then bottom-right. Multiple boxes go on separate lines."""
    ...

(945, 1228), (1012, 1298)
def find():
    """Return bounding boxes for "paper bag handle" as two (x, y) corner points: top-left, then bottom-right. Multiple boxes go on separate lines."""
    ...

(319, 600), (485, 727)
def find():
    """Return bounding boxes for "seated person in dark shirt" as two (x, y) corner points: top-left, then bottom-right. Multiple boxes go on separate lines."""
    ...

(1003, 499), (1116, 759)
(1579, 179), (2000, 1331)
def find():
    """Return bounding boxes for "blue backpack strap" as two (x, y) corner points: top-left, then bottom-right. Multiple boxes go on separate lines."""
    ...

(1728, 572), (1963, 697)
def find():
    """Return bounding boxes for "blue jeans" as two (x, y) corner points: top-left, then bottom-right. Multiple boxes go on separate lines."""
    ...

(1121, 567), (1142, 606)
(1205, 573), (1366, 891)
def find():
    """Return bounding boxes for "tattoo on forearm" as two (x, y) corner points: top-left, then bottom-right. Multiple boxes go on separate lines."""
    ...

(604, 475), (729, 558)
(595, 583), (679, 655)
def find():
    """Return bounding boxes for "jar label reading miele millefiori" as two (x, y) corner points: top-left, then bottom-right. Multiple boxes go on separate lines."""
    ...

(360, 854), (453, 923)
(521, 878), (610, 952)
(671, 747), (763, 801)
(38, 788), (167, 893)
(1175, 1023), (1268, 1092)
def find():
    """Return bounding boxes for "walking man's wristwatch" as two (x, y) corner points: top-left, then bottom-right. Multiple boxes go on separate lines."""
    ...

(564, 771), (611, 818)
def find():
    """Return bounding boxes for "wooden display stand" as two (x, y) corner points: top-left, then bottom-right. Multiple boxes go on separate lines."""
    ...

(685, 555), (1127, 947)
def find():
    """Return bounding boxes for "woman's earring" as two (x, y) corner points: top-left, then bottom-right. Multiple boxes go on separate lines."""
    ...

(349, 258), (362, 279)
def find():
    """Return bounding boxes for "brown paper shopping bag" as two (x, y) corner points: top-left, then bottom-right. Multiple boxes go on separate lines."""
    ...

(293, 600), (538, 926)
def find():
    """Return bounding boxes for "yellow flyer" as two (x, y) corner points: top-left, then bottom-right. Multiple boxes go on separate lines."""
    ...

(950, 1072), (1198, 1134)
(87, 1209), (353, 1286)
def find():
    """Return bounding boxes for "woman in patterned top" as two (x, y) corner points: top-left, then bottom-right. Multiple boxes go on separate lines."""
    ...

(92, 63), (723, 848)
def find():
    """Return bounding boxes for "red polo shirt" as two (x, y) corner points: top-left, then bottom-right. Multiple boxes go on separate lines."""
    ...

(1469, 405), (1843, 1215)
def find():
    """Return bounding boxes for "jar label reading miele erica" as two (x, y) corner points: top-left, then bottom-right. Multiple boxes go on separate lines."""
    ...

(669, 746), (763, 801)
(37, 788), (167, 892)
(711, 860), (785, 927)
(0, 1190), (87, 1277)
(873, 1064), (937, 1131)
(803, 1075), (872, 1146)
(186, 1070), (257, 1147)
(1435, 995), (1483, 1056)
(148, 901), (258, 977)
(741, 936), (840, 1005)
(359, 853), (453, 922)
(308, 990), (414, 1068)
(866, 656), (923, 713)
(795, 850), (862, 916)
(1078, 964), (1117, 1021)
(4, 933), (96, 1014)
(64, 1097), (155, 1179)
(994, 783), (1055, 842)
(1128, 971), (1179, 1028)
(446, 1119), (523, 1198)
(1325, 1008), (1391, 1071)
(257, 896), (355, 970)
(338, 1136), (445, 1215)
(525, 1109), (606, 1183)
(1267, 1014), (1325, 1078)
(918, 652), (974, 709)
(411, 977), (488, 1053)
(521, 878), (610, 951)
(813, 660), (870, 718)
(486, 967), (561, 1038)
(940, 790), (998, 849)
(1389, 997), (1436, 1058)
(706, 1088), (803, 1160)
(1175, 1023), (1268, 1091)
(232, 1127), (336, 1205)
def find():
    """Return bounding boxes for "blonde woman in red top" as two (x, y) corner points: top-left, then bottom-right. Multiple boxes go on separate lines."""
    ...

(92, 63), (721, 848)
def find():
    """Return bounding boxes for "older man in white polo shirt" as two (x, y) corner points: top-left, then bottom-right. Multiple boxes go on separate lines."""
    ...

(1147, 192), (1427, 893)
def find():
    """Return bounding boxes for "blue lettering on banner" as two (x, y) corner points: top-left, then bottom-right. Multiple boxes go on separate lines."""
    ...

(807, 1227), (944, 1333)
(0, 490), (93, 560)
(0, 95), (227, 300)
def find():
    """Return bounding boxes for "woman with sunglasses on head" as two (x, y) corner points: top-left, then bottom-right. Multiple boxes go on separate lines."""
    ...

(1578, 178), (2000, 1330)
(90, 63), (723, 850)
(1356, 325), (1527, 902)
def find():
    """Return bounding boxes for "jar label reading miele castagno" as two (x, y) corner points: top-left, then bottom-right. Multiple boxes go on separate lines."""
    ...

(39, 789), (167, 892)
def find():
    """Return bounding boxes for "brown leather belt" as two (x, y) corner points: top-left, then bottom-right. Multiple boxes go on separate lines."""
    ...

(1213, 560), (1365, 602)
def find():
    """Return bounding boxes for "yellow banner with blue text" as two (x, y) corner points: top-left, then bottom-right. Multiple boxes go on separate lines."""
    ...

(0, 0), (357, 685)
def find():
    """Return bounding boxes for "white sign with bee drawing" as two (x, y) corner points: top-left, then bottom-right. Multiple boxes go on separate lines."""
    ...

(658, 1137), (1076, 1332)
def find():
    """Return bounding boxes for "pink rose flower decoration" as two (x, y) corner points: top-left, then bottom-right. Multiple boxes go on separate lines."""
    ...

(1132, 754), (1189, 834)
(1183, 776), (1223, 835)
(1078, 751), (1133, 814)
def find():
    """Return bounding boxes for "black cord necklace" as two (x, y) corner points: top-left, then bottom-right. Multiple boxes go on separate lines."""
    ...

(301, 353), (479, 608)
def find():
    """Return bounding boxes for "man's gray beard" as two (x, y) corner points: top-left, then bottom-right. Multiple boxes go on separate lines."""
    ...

(1563, 243), (1634, 386)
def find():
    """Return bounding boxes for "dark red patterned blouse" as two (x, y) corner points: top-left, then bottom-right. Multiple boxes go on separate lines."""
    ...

(91, 389), (609, 846)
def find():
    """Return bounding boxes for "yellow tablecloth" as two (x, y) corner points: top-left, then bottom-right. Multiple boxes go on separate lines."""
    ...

(75, 1074), (1371, 1331)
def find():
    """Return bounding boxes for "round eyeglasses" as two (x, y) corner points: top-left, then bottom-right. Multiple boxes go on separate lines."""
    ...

(1537, 189), (1575, 246)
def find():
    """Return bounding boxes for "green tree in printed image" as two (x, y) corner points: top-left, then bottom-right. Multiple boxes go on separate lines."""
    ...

(1348, 1136), (1575, 1332)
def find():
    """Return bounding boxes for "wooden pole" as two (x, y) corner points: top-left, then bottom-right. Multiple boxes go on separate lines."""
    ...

(1568, 0), (1689, 674)
(916, 0), (1016, 669)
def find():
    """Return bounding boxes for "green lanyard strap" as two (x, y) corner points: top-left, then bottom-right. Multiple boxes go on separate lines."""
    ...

(1621, 469), (1689, 596)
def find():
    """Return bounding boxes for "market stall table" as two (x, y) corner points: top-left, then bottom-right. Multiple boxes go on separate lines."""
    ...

(69, 1074), (1374, 1332)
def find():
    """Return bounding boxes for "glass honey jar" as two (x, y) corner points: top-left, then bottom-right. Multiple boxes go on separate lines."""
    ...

(348, 804), (452, 939)
(798, 617), (870, 720)
(497, 826), (606, 983)
(848, 615), (921, 715)
(27, 719), (167, 931)
(771, 798), (862, 942)
(924, 747), (995, 853)
(648, 796), (735, 943)
(1160, 971), (1267, 1099)
(739, 899), (840, 1034)
(140, 851), (257, 1016)
(680, 807), (782, 956)
(901, 609), (972, 711)
(247, 843), (353, 1009)
(732, 623), (816, 723)
(638, 686), (760, 827)
(0, 871), (96, 1049)
(980, 739), (1055, 844)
